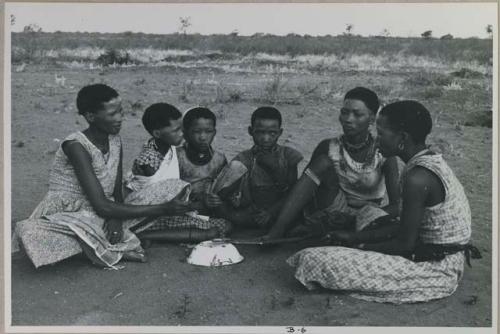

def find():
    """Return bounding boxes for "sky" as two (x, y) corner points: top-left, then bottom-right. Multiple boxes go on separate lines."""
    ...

(6, 2), (497, 38)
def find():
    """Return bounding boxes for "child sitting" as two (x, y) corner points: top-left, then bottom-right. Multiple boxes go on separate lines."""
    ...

(177, 107), (228, 215)
(125, 103), (183, 192)
(125, 105), (231, 243)
(214, 106), (303, 229)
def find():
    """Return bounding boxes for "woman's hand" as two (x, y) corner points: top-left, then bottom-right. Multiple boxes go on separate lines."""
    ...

(161, 187), (193, 216)
(104, 218), (123, 244)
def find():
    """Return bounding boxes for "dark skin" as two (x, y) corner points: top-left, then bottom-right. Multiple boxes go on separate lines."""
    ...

(217, 118), (299, 228)
(138, 117), (183, 177)
(64, 97), (192, 245)
(185, 117), (223, 210)
(328, 114), (445, 256)
(261, 98), (400, 239)
(249, 118), (298, 227)
(137, 117), (225, 243)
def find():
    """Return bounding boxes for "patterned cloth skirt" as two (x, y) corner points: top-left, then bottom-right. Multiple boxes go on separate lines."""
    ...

(124, 179), (231, 237)
(287, 246), (465, 304)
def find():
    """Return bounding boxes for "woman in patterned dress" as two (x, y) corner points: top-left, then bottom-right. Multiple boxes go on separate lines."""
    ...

(287, 100), (480, 304)
(263, 87), (400, 239)
(15, 84), (192, 268)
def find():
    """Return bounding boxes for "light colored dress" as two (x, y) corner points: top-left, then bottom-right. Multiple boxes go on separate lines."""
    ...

(328, 137), (387, 208)
(14, 132), (150, 268)
(288, 151), (472, 304)
(305, 137), (390, 231)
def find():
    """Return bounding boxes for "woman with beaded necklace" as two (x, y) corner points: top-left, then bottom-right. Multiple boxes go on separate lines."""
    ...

(262, 87), (400, 239)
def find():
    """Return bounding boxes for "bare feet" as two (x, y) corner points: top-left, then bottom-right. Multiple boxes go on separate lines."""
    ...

(122, 249), (148, 263)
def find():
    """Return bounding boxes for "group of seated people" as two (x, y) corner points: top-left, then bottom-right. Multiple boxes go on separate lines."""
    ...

(14, 84), (480, 304)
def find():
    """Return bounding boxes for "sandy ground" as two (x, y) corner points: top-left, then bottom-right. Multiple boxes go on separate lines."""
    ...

(9, 65), (492, 327)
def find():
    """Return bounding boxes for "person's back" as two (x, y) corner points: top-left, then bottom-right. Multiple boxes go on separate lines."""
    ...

(403, 152), (471, 245)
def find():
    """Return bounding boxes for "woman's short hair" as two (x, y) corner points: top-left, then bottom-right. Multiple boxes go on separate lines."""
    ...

(76, 84), (119, 115)
(379, 100), (432, 144)
(344, 87), (380, 114)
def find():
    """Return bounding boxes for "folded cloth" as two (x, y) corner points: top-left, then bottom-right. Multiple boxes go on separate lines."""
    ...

(210, 160), (248, 194)
(125, 145), (180, 192)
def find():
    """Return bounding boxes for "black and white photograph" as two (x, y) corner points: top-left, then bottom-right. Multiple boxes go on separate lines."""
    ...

(4, 2), (497, 332)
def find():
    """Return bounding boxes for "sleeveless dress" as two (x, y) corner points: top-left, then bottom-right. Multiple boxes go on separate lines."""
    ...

(287, 152), (472, 304)
(14, 132), (152, 268)
(305, 137), (390, 231)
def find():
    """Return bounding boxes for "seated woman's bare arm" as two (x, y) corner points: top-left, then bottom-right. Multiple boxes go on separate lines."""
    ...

(265, 154), (334, 238)
(381, 156), (401, 218)
(63, 140), (191, 219)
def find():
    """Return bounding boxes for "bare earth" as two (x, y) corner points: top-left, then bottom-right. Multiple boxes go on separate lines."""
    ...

(10, 65), (492, 327)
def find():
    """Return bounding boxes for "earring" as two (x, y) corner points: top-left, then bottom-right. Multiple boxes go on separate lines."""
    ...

(398, 141), (405, 151)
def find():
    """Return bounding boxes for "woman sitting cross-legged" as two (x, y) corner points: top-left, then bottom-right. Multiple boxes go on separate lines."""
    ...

(287, 100), (481, 304)
(14, 84), (192, 269)
(263, 87), (400, 240)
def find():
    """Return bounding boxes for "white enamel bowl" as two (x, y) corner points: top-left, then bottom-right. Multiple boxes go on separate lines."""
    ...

(187, 240), (244, 267)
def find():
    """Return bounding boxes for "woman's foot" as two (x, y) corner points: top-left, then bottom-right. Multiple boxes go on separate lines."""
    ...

(122, 249), (148, 263)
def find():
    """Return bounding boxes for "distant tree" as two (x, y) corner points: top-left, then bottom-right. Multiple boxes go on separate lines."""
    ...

(10, 14), (15, 26)
(344, 24), (354, 36)
(21, 24), (43, 61)
(486, 24), (493, 38)
(178, 16), (191, 35)
(23, 23), (42, 33)
(421, 30), (432, 39)
(252, 32), (265, 38)
(440, 34), (453, 40)
(230, 29), (239, 37)
(381, 28), (391, 37)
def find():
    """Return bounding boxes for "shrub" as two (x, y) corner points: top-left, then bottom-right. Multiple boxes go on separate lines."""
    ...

(464, 109), (492, 128)
(450, 68), (484, 79)
(96, 49), (132, 66)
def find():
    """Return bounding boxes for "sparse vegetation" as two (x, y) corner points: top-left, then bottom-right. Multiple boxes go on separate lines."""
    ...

(11, 32), (493, 65)
(96, 49), (133, 66)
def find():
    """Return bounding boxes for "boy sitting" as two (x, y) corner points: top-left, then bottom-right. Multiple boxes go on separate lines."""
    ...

(214, 106), (303, 229)
(177, 107), (228, 216)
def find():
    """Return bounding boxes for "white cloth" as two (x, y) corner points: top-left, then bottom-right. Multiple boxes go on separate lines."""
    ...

(125, 146), (180, 192)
